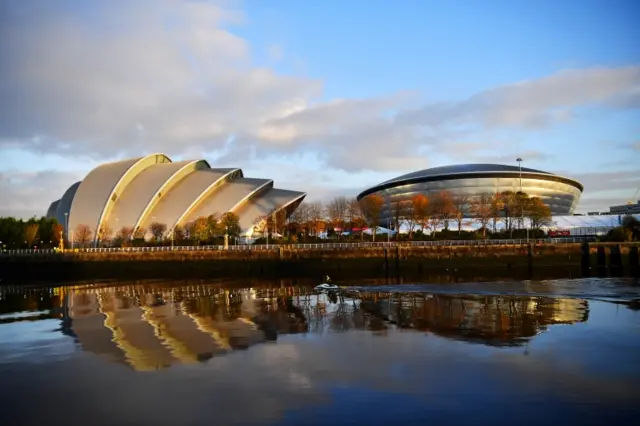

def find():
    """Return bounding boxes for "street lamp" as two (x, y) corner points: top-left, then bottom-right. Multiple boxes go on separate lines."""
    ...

(64, 212), (69, 243)
(516, 157), (529, 242)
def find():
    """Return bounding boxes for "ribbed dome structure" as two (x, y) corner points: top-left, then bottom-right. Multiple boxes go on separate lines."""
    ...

(46, 153), (306, 244)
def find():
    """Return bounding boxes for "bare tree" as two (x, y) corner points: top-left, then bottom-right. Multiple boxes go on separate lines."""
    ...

(391, 200), (410, 237)
(359, 194), (384, 242)
(133, 226), (146, 240)
(430, 191), (456, 232)
(117, 226), (134, 241)
(452, 195), (468, 235)
(469, 193), (493, 239)
(500, 191), (519, 237)
(150, 222), (167, 242)
(97, 224), (113, 247)
(346, 199), (362, 236)
(75, 224), (93, 247)
(490, 192), (504, 233)
(325, 196), (349, 239)
(308, 201), (325, 237)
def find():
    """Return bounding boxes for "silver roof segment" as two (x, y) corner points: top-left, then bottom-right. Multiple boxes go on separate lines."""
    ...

(68, 154), (170, 243)
(54, 181), (81, 230)
(103, 160), (199, 232)
(179, 177), (273, 226)
(46, 200), (60, 220)
(235, 188), (307, 232)
(138, 168), (240, 232)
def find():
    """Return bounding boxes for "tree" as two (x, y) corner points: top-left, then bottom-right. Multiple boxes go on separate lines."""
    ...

(308, 201), (325, 237)
(51, 222), (64, 246)
(220, 212), (241, 237)
(391, 200), (410, 237)
(499, 191), (519, 236)
(452, 194), (469, 234)
(75, 224), (92, 247)
(359, 194), (384, 241)
(24, 223), (39, 247)
(431, 191), (456, 231)
(526, 197), (552, 232)
(469, 193), (493, 239)
(490, 192), (504, 233)
(133, 226), (146, 241)
(622, 215), (640, 241)
(325, 196), (349, 239)
(290, 202), (311, 240)
(150, 222), (167, 242)
(515, 191), (530, 230)
(411, 194), (430, 234)
(172, 225), (185, 242)
(346, 199), (362, 237)
(97, 224), (113, 247)
(190, 217), (209, 244)
(117, 226), (134, 241)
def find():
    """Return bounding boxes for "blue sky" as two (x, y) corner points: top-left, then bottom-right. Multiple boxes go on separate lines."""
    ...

(0, 0), (639, 217)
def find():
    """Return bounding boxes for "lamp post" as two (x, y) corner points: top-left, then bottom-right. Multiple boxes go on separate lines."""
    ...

(64, 212), (69, 245)
(517, 157), (529, 242)
(387, 218), (390, 243)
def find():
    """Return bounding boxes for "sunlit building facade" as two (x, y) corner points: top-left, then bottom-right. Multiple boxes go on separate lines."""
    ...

(356, 164), (583, 227)
(45, 154), (306, 244)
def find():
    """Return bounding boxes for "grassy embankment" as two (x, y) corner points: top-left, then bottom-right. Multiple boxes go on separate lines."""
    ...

(1, 242), (638, 284)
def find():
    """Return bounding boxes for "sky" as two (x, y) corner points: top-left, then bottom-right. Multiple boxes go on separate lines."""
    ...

(0, 0), (639, 219)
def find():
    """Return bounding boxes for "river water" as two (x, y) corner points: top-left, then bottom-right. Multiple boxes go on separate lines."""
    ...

(0, 277), (639, 426)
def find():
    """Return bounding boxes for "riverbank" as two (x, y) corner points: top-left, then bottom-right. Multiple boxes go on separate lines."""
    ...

(1, 242), (638, 284)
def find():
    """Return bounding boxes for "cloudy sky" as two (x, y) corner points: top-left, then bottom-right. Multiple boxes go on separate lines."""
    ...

(0, 0), (639, 218)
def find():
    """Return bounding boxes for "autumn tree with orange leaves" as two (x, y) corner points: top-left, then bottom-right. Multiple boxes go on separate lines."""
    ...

(358, 194), (384, 241)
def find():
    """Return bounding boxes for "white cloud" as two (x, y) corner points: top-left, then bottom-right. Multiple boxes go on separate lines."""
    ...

(0, 170), (83, 219)
(1, 0), (639, 218)
(396, 66), (640, 129)
(0, 0), (322, 158)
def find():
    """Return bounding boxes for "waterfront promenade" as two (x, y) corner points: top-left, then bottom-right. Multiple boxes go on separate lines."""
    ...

(1, 236), (594, 257)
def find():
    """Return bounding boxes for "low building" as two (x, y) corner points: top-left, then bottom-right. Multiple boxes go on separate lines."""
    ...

(609, 201), (640, 215)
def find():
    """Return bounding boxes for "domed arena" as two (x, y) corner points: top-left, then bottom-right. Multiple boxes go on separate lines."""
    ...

(356, 164), (583, 227)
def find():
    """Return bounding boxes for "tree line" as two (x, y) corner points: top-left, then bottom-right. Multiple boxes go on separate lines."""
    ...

(287, 190), (554, 242)
(4, 190), (637, 249)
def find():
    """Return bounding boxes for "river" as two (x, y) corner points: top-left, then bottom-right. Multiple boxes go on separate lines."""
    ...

(0, 277), (639, 425)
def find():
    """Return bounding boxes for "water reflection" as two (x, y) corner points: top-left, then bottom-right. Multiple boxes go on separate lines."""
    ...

(0, 282), (591, 371)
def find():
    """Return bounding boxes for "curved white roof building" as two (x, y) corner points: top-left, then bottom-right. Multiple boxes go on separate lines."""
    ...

(46, 153), (306, 244)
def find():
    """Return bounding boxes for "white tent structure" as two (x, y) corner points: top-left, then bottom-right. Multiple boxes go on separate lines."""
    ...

(389, 214), (639, 236)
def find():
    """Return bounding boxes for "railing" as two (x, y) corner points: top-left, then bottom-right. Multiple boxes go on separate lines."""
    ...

(0, 237), (596, 257)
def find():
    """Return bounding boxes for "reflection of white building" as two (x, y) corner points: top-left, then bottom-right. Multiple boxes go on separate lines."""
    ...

(68, 288), (267, 371)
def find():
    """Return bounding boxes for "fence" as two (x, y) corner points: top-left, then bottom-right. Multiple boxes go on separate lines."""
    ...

(0, 237), (596, 257)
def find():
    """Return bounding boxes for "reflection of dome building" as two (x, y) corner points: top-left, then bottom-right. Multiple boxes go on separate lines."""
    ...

(45, 154), (306, 244)
(358, 293), (588, 346)
(356, 164), (583, 226)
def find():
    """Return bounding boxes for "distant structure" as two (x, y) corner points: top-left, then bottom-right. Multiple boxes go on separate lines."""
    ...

(357, 164), (583, 227)
(45, 153), (306, 244)
(610, 200), (640, 215)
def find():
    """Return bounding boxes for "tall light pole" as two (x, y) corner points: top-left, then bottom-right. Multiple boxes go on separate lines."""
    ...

(517, 157), (529, 242)
(64, 212), (69, 243)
